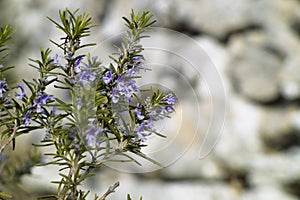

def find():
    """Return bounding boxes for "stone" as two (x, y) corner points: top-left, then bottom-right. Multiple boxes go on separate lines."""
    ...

(242, 185), (298, 200)
(259, 108), (300, 151)
(214, 95), (263, 171)
(227, 32), (282, 103)
(280, 56), (300, 100)
(172, 0), (254, 38)
(249, 150), (300, 186)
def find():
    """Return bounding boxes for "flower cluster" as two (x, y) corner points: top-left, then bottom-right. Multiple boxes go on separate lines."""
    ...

(103, 55), (145, 104)
(21, 93), (54, 126)
(100, 55), (176, 144)
(85, 125), (104, 147)
(132, 92), (176, 142)
(16, 85), (26, 100)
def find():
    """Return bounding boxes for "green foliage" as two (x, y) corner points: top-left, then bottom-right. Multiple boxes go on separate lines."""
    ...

(0, 191), (13, 200)
(0, 25), (13, 64)
(47, 8), (97, 55)
(0, 8), (175, 200)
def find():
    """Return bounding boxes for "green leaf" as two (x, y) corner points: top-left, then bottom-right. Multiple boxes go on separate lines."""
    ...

(134, 151), (164, 168)
(0, 191), (13, 199)
(37, 194), (57, 200)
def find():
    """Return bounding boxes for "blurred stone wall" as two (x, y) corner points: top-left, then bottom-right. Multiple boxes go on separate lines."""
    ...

(1, 0), (300, 199)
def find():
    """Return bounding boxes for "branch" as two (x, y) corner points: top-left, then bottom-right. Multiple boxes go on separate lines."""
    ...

(99, 181), (120, 200)
(0, 124), (17, 154)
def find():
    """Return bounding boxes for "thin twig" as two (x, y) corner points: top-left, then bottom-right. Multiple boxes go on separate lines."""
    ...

(0, 124), (17, 154)
(99, 181), (120, 200)
(83, 150), (117, 177)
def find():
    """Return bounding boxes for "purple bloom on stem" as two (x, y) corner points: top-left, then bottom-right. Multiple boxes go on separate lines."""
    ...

(53, 54), (61, 66)
(35, 94), (53, 113)
(77, 70), (96, 86)
(52, 106), (57, 117)
(0, 80), (7, 98)
(116, 76), (139, 98)
(74, 57), (83, 73)
(128, 56), (145, 76)
(103, 71), (113, 84)
(111, 75), (138, 103)
(128, 68), (138, 76)
(16, 85), (26, 100)
(111, 87), (119, 103)
(0, 64), (3, 68)
(131, 56), (144, 65)
(85, 125), (103, 147)
(162, 93), (176, 105)
(74, 57), (83, 67)
(135, 106), (144, 120)
(134, 118), (155, 141)
(22, 111), (31, 126)
(148, 109), (163, 121)
(161, 105), (174, 115)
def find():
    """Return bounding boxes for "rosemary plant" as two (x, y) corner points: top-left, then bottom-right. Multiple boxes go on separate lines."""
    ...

(0, 9), (176, 200)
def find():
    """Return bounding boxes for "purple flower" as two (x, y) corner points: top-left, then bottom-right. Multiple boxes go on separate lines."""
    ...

(134, 118), (155, 141)
(162, 93), (176, 105)
(121, 80), (138, 98)
(161, 105), (174, 115)
(0, 64), (3, 68)
(116, 76), (139, 98)
(0, 80), (7, 98)
(22, 111), (31, 126)
(77, 70), (96, 86)
(16, 85), (26, 100)
(52, 106), (57, 117)
(131, 56), (144, 66)
(128, 67), (138, 76)
(85, 125), (103, 147)
(53, 54), (62, 66)
(74, 57), (83, 73)
(135, 106), (144, 120)
(103, 71), (113, 84)
(34, 94), (53, 113)
(111, 75), (139, 103)
(148, 108), (163, 121)
(111, 87), (120, 103)
(128, 56), (145, 76)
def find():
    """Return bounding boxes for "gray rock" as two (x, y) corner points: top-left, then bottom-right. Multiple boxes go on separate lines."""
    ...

(227, 32), (282, 103)
(214, 95), (263, 172)
(172, 0), (254, 38)
(280, 56), (300, 100)
(242, 185), (298, 200)
(249, 150), (300, 186)
(259, 108), (300, 151)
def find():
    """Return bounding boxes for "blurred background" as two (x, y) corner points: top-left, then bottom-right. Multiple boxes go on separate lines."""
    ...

(1, 0), (300, 199)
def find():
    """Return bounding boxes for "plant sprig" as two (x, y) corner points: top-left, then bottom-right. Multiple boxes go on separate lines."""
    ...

(0, 9), (176, 200)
